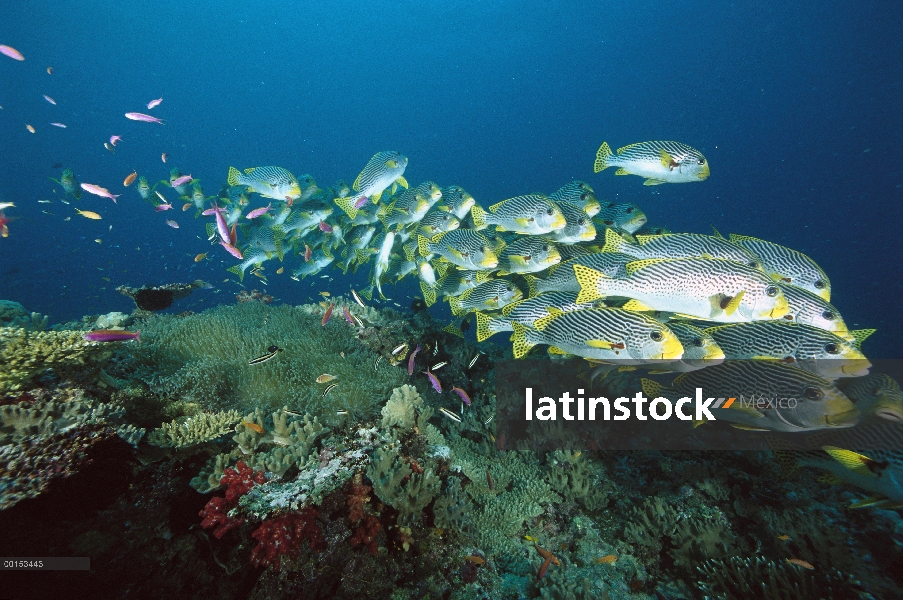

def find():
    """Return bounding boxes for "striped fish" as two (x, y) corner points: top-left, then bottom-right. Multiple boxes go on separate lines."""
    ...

(449, 279), (522, 316)
(651, 320), (725, 373)
(523, 252), (635, 297)
(474, 291), (592, 342)
(548, 181), (601, 217)
(767, 421), (903, 507)
(510, 307), (683, 361)
(417, 210), (460, 238)
(642, 361), (860, 432)
(599, 229), (762, 268)
(497, 237), (562, 274)
(576, 257), (790, 323)
(418, 230), (499, 270)
(227, 165), (302, 201)
(471, 194), (566, 235)
(593, 202), (647, 234)
(379, 181), (442, 230)
(704, 320), (871, 379)
(544, 201), (596, 244)
(777, 283), (852, 341)
(436, 186), (476, 219)
(594, 140), (709, 185)
(347, 151), (409, 209)
(838, 374), (903, 423)
(435, 269), (490, 299)
(727, 233), (831, 301)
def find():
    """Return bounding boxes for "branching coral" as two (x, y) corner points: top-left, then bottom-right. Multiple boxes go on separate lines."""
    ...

(367, 445), (440, 526)
(147, 410), (242, 448)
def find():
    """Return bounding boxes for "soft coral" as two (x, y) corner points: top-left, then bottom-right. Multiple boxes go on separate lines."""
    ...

(198, 460), (266, 539)
(250, 508), (326, 570)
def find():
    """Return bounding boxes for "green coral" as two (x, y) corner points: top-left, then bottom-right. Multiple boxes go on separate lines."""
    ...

(147, 410), (242, 448)
(545, 450), (611, 512)
(367, 445), (441, 525)
(124, 302), (407, 423)
(433, 478), (472, 532)
(0, 327), (111, 395)
(381, 384), (422, 429)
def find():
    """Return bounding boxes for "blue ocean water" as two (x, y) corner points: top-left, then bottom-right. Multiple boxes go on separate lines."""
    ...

(1, 0), (901, 356)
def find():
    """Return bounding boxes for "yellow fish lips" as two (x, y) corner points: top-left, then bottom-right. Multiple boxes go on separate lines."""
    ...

(285, 184), (302, 199)
(702, 344), (727, 361)
(479, 253), (499, 269)
(697, 162), (711, 179)
(870, 394), (903, 423)
(839, 357), (872, 376)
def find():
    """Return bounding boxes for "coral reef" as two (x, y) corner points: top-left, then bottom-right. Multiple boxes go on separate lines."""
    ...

(148, 410), (242, 448)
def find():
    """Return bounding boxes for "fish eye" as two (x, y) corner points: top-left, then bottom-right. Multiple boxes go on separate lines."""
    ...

(814, 280), (826, 289)
(541, 244), (549, 251)
(824, 343), (840, 354)
(697, 158), (706, 165)
(748, 260), (761, 268)
(580, 193), (590, 201)
(650, 331), (664, 342)
(607, 202), (615, 208)
(822, 310), (836, 320)
(625, 207), (634, 213)
(803, 386), (822, 400)
(765, 285), (778, 297)
(604, 220), (614, 226)
(577, 218), (586, 225)
(693, 337), (704, 347)
(267, 345), (279, 353)
(546, 208), (554, 216)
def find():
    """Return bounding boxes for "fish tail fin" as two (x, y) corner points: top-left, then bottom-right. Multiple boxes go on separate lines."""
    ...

(227, 265), (245, 282)
(470, 205), (489, 230)
(227, 166), (243, 186)
(136, 330), (141, 344)
(359, 286), (374, 301)
(600, 227), (625, 253)
(510, 322), (535, 359)
(475, 312), (497, 342)
(419, 281), (437, 307)
(443, 320), (465, 338)
(334, 196), (359, 220)
(849, 328), (876, 350)
(594, 141), (613, 173)
(417, 235), (431, 257)
(573, 264), (607, 304)
(448, 295), (463, 316)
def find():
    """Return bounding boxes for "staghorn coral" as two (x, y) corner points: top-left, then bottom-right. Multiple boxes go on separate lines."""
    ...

(147, 410), (242, 448)
(0, 327), (112, 395)
(697, 556), (874, 600)
(124, 302), (406, 423)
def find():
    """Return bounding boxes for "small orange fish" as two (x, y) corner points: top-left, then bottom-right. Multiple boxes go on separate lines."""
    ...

(594, 555), (617, 564)
(786, 558), (814, 570)
(194, 253), (207, 262)
(319, 291), (330, 297)
(26, 124), (35, 133)
(316, 374), (337, 384)
(242, 421), (264, 434)
(777, 535), (790, 541)
(161, 152), (167, 163)
(182, 203), (192, 211)
(537, 554), (553, 580)
(123, 171), (137, 186)
(486, 467), (494, 491)
(276, 267), (284, 274)
(534, 545), (560, 566)
(465, 555), (485, 565)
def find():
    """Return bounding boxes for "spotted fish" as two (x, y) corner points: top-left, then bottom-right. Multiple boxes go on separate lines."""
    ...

(594, 140), (709, 185)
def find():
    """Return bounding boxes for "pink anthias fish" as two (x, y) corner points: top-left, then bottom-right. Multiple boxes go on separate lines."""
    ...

(125, 112), (164, 124)
(353, 195), (369, 209)
(408, 345), (421, 376)
(147, 97), (163, 109)
(321, 303), (335, 326)
(50, 122), (67, 128)
(318, 221), (333, 233)
(171, 174), (193, 187)
(155, 204), (173, 211)
(451, 387), (471, 406)
(165, 219), (179, 229)
(83, 329), (140, 343)
(109, 135), (122, 146)
(423, 370), (442, 393)
(211, 202), (230, 244)
(246, 203), (272, 219)
(219, 240), (243, 259)
(342, 305), (354, 324)
(80, 183), (120, 203)
(0, 45), (25, 61)
(43, 94), (56, 105)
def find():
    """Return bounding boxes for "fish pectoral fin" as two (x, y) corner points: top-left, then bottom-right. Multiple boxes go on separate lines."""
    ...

(643, 179), (666, 186)
(728, 404), (765, 418)
(722, 290), (746, 316)
(692, 418), (708, 428)
(585, 339), (618, 349)
(658, 149), (675, 168)
(849, 495), (888, 509)
(371, 190), (383, 203)
(822, 446), (880, 478)
(513, 217), (531, 228)
(396, 176), (408, 189)
(622, 299), (654, 312)
(508, 255), (529, 267)
(614, 168), (630, 176)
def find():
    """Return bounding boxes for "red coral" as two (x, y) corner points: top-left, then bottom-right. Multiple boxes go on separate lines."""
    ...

(349, 515), (381, 556)
(199, 460), (266, 539)
(347, 472), (372, 523)
(250, 508), (326, 570)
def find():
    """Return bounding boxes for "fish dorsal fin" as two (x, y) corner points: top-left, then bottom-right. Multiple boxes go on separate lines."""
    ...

(616, 142), (642, 154)
(634, 234), (660, 245)
(532, 309), (560, 331)
(640, 377), (664, 399)
(352, 171), (363, 192)
(475, 270), (492, 283)
(601, 227), (628, 253)
(488, 200), (506, 213)
(431, 231), (448, 244)
(625, 258), (669, 276)
(622, 299), (654, 312)
(711, 225), (726, 240)
(822, 446), (881, 478)
(722, 290), (746, 316)
(728, 233), (762, 243)
(436, 263), (450, 278)
(244, 167), (257, 175)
